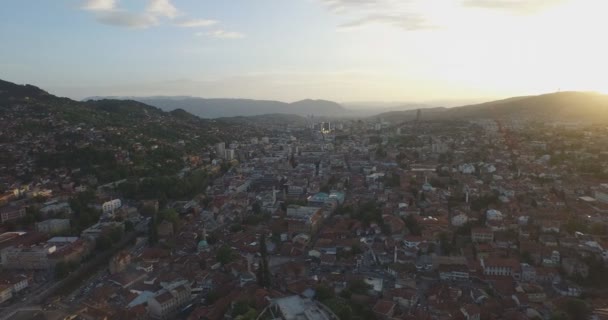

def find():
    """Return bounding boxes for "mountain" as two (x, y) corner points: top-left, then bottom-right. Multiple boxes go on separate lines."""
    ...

(0, 79), (260, 183)
(375, 92), (608, 123)
(87, 96), (348, 118)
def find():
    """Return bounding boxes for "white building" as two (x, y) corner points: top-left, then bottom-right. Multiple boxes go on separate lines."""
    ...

(147, 282), (191, 319)
(215, 142), (226, 159)
(102, 199), (122, 214)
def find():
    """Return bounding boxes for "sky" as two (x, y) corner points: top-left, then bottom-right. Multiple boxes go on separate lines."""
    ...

(1, 0), (607, 104)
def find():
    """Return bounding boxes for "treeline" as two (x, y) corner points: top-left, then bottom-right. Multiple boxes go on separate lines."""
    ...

(119, 169), (210, 201)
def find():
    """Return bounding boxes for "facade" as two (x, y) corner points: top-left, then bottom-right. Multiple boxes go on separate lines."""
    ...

(481, 258), (520, 277)
(2, 245), (54, 270)
(0, 284), (13, 304)
(35, 219), (70, 234)
(471, 228), (494, 243)
(259, 295), (338, 320)
(439, 265), (470, 281)
(215, 142), (226, 159)
(0, 206), (26, 223)
(147, 283), (191, 319)
(102, 199), (122, 214)
(225, 149), (235, 161)
(286, 206), (323, 235)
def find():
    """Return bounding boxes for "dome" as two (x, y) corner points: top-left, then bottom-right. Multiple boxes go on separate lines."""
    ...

(198, 240), (209, 248)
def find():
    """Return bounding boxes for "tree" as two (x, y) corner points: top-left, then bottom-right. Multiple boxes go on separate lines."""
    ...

(438, 232), (453, 255)
(95, 235), (112, 251)
(159, 208), (179, 229)
(55, 261), (69, 279)
(257, 234), (271, 287)
(348, 279), (371, 294)
(315, 284), (334, 302)
(148, 215), (158, 246)
(252, 202), (261, 214)
(555, 298), (590, 320)
(404, 214), (422, 236)
(232, 300), (252, 318)
(124, 220), (134, 232)
(216, 245), (235, 265)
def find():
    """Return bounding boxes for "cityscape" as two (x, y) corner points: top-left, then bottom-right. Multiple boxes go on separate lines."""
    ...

(2, 1), (608, 320)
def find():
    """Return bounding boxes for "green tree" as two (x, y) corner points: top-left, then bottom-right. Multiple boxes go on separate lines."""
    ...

(216, 245), (235, 265)
(348, 279), (371, 294)
(124, 220), (134, 232)
(55, 261), (69, 279)
(315, 285), (334, 302)
(404, 214), (422, 236)
(257, 234), (271, 287)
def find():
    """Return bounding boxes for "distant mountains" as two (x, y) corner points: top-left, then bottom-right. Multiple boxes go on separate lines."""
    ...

(0, 79), (253, 150)
(87, 96), (348, 118)
(374, 92), (608, 123)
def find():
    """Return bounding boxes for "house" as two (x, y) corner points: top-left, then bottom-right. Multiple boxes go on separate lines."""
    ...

(147, 283), (192, 319)
(388, 288), (418, 309)
(481, 258), (520, 278)
(471, 228), (494, 243)
(373, 300), (396, 319)
(35, 219), (70, 234)
(0, 205), (26, 224)
(439, 264), (470, 281)
(403, 235), (424, 249)
(460, 304), (481, 320)
(0, 284), (13, 304)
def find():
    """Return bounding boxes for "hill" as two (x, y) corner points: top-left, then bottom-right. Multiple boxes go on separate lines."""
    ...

(0, 79), (259, 184)
(375, 92), (608, 123)
(89, 96), (348, 118)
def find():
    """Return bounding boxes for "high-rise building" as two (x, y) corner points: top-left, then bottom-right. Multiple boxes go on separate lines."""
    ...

(225, 149), (235, 161)
(215, 142), (225, 159)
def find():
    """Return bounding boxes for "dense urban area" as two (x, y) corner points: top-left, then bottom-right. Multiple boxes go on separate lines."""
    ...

(2, 81), (608, 320)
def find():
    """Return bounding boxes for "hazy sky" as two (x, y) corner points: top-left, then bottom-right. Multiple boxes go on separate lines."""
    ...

(1, 0), (607, 103)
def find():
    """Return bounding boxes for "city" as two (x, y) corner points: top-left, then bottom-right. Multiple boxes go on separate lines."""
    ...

(1, 80), (608, 319)
(2, 1), (608, 319)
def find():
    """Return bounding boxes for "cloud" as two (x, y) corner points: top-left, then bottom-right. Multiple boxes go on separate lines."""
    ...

(146, 0), (179, 19)
(80, 0), (226, 31)
(318, 0), (434, 31)
(198, 30), (245, 39)
(338, 13), (435, 31)
(462, 0), (567, 13)
(318, 0), (568, 31)
(81, 0), (160, 28)
(95, 11), (158, 28)
(82, 0), (116, 11)
(175, 18), (218, 28)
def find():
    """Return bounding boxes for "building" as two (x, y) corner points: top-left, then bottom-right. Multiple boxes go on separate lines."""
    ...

(0, 274), (29, 294)
(460, 304), (481, 320)
(35, 219), (70, 234)
(0, 205), (26, 223)
(147, 283), (192, 319)
(594, 184), (608, 204)
(215, 142), (226, 159)
(2, 245), (54, 269)
(258, 295), (338, 320)
(471, 228), (494, 243)
(0, 284), (12, 304)
(225, 149), (235, 161)
(373, 300), (396, 320)
(286, 206), (323, 235)
(439, 264), (470, 281)
(102, 199), (122, 215)
(481, 258), (520, 278)
(109, 251), (131, 274)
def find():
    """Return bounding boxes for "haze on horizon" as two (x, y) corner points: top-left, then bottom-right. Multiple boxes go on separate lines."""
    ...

(1, 0), (607, 105)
